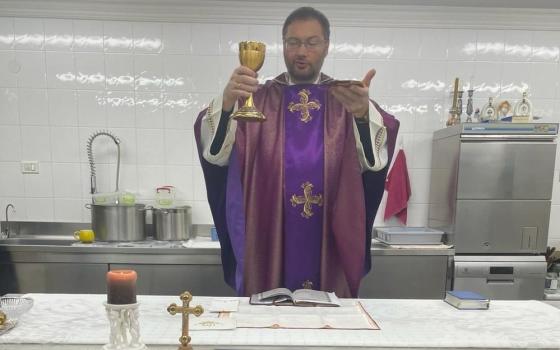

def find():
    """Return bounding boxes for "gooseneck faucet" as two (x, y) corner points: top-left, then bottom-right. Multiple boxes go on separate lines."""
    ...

(87, 130), (121, 194)
(1, 204), (15, 239)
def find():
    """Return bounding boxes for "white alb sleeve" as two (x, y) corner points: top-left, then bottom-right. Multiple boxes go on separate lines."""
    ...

(352, 100), (388, 173)
(200, 94), (238, 166)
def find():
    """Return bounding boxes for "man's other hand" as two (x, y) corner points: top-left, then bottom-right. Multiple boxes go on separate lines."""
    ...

(222, 66), (259, 112)
(330, 68), (376, 120)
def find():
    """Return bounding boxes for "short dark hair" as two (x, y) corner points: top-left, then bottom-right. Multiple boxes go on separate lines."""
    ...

(282, 7), (330, 41)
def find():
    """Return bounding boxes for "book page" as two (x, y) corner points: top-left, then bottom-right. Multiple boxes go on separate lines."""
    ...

(292, 290), (341, 306)
(259, 288), (293, 301)
(292, 289), (331, 303)
(239, 299), (355, 315)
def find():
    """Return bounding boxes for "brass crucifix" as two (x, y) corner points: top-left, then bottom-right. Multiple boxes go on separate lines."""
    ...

(167, 291), (204, 350)
(290, 181), (323, 219)
(302, 280), (314, 289)
(288, 88), (321, 123)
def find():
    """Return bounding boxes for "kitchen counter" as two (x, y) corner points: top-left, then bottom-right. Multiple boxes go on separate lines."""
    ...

(0, 236), (454, 259)
(0, 235), (454, 299)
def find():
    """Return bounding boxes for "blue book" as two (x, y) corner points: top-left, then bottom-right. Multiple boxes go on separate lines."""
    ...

(445, 290), (489, 310)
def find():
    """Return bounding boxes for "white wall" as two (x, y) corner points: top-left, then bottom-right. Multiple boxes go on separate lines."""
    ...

(0, 2), (559, 245)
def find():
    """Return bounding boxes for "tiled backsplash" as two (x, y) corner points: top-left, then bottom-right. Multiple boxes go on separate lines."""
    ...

(0, 8), (559, 245)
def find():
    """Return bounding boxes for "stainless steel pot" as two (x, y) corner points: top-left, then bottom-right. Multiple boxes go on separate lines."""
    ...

(153, 206), (191, 241)
(89, 204), (146, 242)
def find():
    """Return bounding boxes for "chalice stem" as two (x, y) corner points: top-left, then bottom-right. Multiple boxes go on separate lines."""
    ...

(245, 94), (255, 109)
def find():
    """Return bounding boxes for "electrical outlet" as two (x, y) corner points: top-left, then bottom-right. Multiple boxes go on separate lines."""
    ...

(21, 161), (39, 174)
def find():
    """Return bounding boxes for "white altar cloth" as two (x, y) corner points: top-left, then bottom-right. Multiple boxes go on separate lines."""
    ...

(1, 293), (559, 349)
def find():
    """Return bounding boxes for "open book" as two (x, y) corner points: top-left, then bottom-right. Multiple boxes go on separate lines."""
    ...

(250, 288), (341, 307)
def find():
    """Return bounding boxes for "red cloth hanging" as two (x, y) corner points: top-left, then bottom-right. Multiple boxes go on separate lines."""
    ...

(384, 149), (411, 225)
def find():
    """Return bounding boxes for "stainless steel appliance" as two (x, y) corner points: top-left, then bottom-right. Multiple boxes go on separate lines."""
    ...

(454, 255), (546, 300)
(429, 123), (558, 299)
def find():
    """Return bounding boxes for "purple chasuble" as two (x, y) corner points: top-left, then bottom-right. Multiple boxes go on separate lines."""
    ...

(283, 84), (326, 290)
(194, 73), (400, 298)
(225, 146), (246, 294)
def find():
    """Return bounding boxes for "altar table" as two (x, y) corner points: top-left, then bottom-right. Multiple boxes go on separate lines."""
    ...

(1, 293), (559, 349)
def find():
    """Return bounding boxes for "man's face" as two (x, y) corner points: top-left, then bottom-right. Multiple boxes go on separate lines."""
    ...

(283, 19), (329, 84)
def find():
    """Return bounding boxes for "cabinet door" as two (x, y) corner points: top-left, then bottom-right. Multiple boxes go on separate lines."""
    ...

(454, 200), (550, 254)
(110, 264), (236, 296)
(359, 256), (450, 299)
(0, 262), (107, 294)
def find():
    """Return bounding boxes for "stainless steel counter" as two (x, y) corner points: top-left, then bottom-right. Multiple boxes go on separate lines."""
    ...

(0, 238), (454, 257)
(0, 222), (454, 256)
(0, 233), (454, 299)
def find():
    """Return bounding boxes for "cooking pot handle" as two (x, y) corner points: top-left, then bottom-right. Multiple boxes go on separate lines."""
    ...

(156, 186), (172, 193)
(143, 205), (169, 214)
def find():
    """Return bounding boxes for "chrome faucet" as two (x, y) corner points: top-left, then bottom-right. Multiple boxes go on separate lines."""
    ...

(1, 204), (15, 239)
(87, 130), (121, 195)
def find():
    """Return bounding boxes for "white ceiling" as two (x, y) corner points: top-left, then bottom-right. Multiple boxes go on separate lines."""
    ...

(225, 0), (560, 9)
(4, 0), (560, 11)
(2, 0), (560, 29)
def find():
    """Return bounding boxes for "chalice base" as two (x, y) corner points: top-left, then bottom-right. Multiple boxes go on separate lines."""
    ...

(232, 106), (266, 122)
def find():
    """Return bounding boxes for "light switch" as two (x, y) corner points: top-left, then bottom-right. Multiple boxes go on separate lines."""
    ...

(21, 161), (39, 174)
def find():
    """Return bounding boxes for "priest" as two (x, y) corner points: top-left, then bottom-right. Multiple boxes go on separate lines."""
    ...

(195, 7), (399, 298)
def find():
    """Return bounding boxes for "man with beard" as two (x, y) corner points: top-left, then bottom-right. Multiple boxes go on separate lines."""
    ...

(195, 6), (399, 298)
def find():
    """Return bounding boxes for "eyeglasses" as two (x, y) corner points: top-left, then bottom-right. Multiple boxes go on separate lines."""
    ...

(284, 37), (327, 51)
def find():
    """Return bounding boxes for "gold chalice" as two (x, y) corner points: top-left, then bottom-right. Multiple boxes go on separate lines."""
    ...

(232, 41), (266, 122)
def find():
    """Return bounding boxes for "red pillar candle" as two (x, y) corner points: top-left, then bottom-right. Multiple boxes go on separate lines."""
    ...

(107, 270), (137, 305)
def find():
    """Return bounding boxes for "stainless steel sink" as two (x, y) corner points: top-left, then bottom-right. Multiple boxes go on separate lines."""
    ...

(0, 235), (75, 246)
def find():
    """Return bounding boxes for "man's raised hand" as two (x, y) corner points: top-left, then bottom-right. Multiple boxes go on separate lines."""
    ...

(222, 66), (259, 112)
(330, 68), (376, 119)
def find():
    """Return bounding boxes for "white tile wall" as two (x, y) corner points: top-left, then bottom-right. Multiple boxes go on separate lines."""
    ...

(0, 18), (15, 50)
(162, 23), (190, 54)
(14, 18), (44, 51)
(46, 52), (76, 89)
(19, 88), (49, 125)
(0, 52), (17, 87)
(104, 21), (133, 53)
(16, 51), (46, 88)
(0, 12), (559, 248)
(21, 126), (51, 161)
(0, 126), (21, 161)
(72, 20), (103, 52)
(44, 19), (73, 52)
